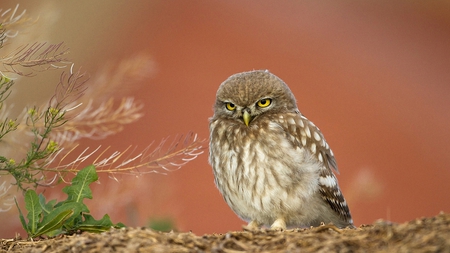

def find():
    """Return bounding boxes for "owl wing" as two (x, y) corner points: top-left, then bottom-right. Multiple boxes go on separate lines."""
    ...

(277, 112), (353, 225)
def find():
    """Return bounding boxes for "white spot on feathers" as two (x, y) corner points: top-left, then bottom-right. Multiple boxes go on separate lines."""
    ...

(319, 175), (337, 188)
(313, 131), (321, 141)
(310, 143), (316, 154)
(301, 136), (307, 146)
(305, 126), (311, 138)
(318, 153), (323, 162)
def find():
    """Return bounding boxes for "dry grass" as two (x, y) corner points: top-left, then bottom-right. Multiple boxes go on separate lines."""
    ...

(1, 212), (449, 252)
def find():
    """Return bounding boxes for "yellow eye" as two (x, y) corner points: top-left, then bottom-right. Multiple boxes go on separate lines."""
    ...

(257, 98), (272, 108)
(226, 102), (236, 111)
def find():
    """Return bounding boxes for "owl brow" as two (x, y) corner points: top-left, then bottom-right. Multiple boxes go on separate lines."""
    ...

(221, 100), (235, 105)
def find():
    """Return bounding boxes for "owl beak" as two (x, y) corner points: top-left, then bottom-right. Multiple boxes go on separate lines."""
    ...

(243, 110), (252, 126)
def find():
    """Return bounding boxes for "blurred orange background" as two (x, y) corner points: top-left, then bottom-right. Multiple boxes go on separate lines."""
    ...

(1, 1), (449, 238)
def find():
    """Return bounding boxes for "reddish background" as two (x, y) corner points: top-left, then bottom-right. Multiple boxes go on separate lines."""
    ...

(1, 1), (449, 237)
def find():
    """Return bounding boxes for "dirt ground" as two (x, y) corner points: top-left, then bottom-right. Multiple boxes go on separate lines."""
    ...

(1, 212), (449, 253)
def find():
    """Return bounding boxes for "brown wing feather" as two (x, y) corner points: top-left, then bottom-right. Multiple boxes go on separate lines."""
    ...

(275, 112), (354, 225)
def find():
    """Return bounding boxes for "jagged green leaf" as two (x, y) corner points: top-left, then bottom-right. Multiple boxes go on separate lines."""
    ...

(43, 201), (85, 228)
(33, 209), (73, 238)
(16, 165), (125, 238)
(62, 165), (97, 204)
(75, 214), (124, 233)
(39, 194), (57, 215)
(24, 189), (42, 235)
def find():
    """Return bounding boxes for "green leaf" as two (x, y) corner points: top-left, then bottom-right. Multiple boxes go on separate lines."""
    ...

(42, 201), (85, 228)
(46, 203), (78, 222)
(43, 228), (64, 238)
(148, 217), (176, 232)
(35, 201), (85, 237)
(62, 165), (98, 204)
(75, 214), (123, 233)
(14, 197), (28, 234)
(34, 209), (74, 238)
(84, 213), (113, 226)
(24, 189), (42, 235)
(115, 222), (126, 228)
(38, 194), (57, 215)
(15, 165), (125, 238)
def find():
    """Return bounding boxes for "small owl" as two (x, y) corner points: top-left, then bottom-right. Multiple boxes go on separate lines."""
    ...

(209, 70), (353, 230)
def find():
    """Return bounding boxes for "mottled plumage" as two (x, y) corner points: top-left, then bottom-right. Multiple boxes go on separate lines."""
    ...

(209, 70), (353, 229)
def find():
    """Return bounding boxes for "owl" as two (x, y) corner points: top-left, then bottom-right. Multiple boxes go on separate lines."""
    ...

(209, 70), (353, 230)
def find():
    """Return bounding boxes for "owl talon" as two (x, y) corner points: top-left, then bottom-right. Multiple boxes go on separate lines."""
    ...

(270, 219), (286, 231)
(243, 220), (259, 231)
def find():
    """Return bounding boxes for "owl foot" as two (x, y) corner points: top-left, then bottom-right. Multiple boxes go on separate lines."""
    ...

(270, 218), (286, 231)
(243, 220), (260, 231)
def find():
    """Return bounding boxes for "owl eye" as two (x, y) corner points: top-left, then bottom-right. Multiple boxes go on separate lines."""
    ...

(257, 98), (272, 108)
(225, 102), (236, 111)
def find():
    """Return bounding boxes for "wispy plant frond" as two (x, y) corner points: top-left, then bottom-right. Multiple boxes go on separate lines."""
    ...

(0, 75), (14, 107)
(0, 178), (14, 212)
(49, 64), (88, 109)
(85, 53), (156, 100)
(0, 76), (16, 141)
(52, 97), (144, 145)
(0, 3), (205, 217)
(0, 55), (147, 151)
(0, 64), (89, 191)
(1, 42), (70, 76)
(0, 4), (30, 41)
(0, 24), (5, 49)
(40, 132), (205, 183)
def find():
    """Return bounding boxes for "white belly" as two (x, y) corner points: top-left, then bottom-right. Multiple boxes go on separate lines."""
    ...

(210, 122), (326, 227)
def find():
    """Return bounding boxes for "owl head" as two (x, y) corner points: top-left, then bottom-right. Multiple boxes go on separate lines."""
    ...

(213, 70), (298, 126)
